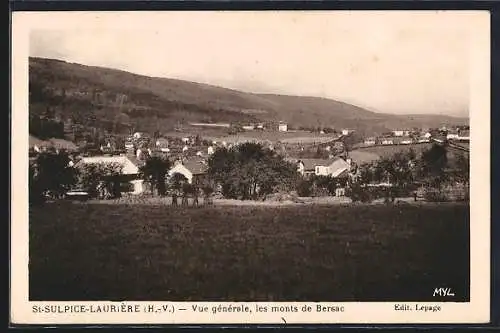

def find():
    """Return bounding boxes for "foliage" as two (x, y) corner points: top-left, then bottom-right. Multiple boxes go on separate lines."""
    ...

(345, 184), (373, 203)
(140, 155), (171, 196)
(29, 115), (65, 140)
(168, 173), (189, 194)
(208, 142), (300, 200)
(30, 151), (77, 202)
(296, 179), (313, 197)
(451, 152), (469, 184)
(76, 162), (123, 199)
(353, 149), (418, 190)
(419, 143), (448, 186)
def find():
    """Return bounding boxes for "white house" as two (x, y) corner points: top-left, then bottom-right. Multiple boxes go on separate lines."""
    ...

(278, 122), (288, 132)
(457, 130), (470, 141)
(294, 158), (350, 178)
(381, 138), (394, 145)
(400, 137), (413, 145)
(207, 146), (215, 155)
(446, 131), (460, 140)
(242, 125), (255, 131)
(167, 157), (208, 184)
(133, 132), (143, 139)
(341, 129), (351, 136)
(392, 130), (410, 136)
(364, 137), (377, 145)
(76, 155), (145, 194)
(125, 141), (134, 150)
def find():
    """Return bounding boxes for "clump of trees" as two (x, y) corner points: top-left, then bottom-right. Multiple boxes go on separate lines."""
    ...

(140, 155), (171, 196)
(29, 151), (77, 204)
(76, 162), (123, 199)
(347, 144), (470, 203)
(208, 142), (299, 200)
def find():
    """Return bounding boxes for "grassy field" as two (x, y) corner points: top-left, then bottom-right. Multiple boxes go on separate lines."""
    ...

(29, 202), (469, 302)
(165, 129), (338, 145)
(352, 143), (435, 159)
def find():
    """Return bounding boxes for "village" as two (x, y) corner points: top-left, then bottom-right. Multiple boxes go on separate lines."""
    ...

(28, 119), (470, 203)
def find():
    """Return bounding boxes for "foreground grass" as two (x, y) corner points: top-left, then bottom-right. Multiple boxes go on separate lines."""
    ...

(29, 202), (469, 301)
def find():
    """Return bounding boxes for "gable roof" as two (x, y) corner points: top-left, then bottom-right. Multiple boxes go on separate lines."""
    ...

(76, 155), (141, 175)
(182, 156), (209, 175)
(297, 158), (338, 171)
(29, 135), (49, 148)
(328, 158), (350, 177)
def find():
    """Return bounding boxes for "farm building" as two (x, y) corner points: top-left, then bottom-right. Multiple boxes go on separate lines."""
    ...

(393, 130), (410, 137)
(364, 137), (377, 145)
(29, 136), (79, 153)
(292, 158), (350, 178)
(29, 135), (50, 153)
(168, 156), (209, 184)
(75, 155), (145, 194)
(395, 136), (413, 145)
(381, 138), (394, 145)
(446, 130), (460, 140)
(456, 130), (470, 141)
(278, 122), (288, 132)
(155, 137), (169, 148)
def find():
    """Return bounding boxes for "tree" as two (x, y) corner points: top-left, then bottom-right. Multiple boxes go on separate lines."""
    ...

(208, 142), (299, 200)
(76, 162), (123, 199)
(32, 151), (77, 199)
(140, 156), (171, 196)
(452, 152), (469, 184)
(420, 143), (448, 187)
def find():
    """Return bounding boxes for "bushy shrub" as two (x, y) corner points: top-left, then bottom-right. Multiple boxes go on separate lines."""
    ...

(346, 185), (373, 203)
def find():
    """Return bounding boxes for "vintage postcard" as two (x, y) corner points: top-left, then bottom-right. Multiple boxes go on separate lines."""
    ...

(11, 10), (490, 325)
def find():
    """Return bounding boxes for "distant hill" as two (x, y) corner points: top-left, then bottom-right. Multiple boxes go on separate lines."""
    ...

(29, 57), (469, 138)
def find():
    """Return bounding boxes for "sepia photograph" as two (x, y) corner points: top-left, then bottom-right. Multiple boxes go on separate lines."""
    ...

(11, 10), (490, 324)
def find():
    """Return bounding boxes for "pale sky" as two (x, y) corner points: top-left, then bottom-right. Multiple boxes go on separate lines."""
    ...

(28, 11), (478, 117)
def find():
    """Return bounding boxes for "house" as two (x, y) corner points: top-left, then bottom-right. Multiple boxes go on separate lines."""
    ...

(341, 129), (351, 136)
(294, 158), (350, 178)
(446, 130), (460, 140)
(364, 137), (377, 145)
(207, 146), (215, 155)
(167, 156), (209, 184)
(399, 136), (413, 145)
(155, 137), (169, 148)
(256, 123), (265, 130)
(278, 121), (288, 132)
(75, 155), (145, 194)
(133, 132), (143, 139)
(457, 130), (470, 141)
(392, 130), (410, 137)
(29, 135), (50, 153)
(242, 125), (255, 131)
(125, 140), (135, 150)
(381, 138), (394, 145)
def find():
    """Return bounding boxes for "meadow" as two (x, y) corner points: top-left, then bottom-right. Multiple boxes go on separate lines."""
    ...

(29, 202), (469, 302)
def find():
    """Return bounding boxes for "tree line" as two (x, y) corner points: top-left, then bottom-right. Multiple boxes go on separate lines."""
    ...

(29, 142), (469, 205)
